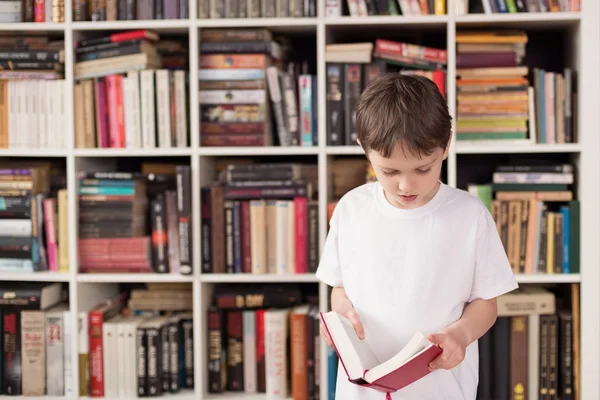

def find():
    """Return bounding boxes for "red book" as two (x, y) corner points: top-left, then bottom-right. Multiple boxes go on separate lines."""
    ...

(320, 311), (442, 396)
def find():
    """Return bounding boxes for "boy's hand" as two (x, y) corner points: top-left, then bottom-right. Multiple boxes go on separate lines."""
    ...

(320, 308), (365, 347)
(427, 330), (468, 371)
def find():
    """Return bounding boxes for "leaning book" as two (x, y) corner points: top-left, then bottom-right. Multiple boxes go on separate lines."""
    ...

(320, 311), (442, 394)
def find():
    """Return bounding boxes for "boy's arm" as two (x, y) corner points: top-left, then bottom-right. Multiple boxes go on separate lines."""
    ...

(427, 297), (497, 371)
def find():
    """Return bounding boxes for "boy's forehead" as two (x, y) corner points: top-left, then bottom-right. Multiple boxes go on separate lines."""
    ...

(368, 146), (439, 168)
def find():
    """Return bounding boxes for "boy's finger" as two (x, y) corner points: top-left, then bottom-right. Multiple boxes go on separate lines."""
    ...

(347, 310), (365, 339)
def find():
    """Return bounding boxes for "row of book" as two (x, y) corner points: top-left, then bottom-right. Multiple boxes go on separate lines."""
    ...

(0, 162), (68, 274)
(325, 0), (447, 16)
(77, 164), (192, 275)
(477, 285), (579, 400)
(73, 30), (190, 149)
(199, 0), (317, 18)
(201, 161), (320, 274)
(78, 284), (194, 398)
(467, 162), (579, 275)
(207, 283), (324, 398)
(461, 0), (582, 14)
(198, 28), (318, 147)
(455, 30), (576, 144)
(0, 282), (70, 396)
(72, 0), (189, 21)
(0, 0), (64, 23)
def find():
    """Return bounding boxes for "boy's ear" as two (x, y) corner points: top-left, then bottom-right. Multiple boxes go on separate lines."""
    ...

(356, 138), (361, 146)
(442, 131), (453, 159)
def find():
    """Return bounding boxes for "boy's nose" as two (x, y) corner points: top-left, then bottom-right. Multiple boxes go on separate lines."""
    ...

(397, 178), (412, 193)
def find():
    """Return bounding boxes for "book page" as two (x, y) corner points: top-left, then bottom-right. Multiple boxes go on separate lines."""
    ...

(365, 332), (432, 382)
(323, 312), (380, 380)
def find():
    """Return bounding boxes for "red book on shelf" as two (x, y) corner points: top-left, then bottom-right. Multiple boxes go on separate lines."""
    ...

(320, 311), (442, 397)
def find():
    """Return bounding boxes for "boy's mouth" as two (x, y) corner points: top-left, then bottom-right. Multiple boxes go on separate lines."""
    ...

(399, 194), (417, 202)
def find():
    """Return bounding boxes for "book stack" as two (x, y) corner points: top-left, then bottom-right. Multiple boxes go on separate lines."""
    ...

(199, 28), (280, 147)
(77, 164), (192, 275)
(207, 283), (320, 398)
(73, 0), (189, 21)
(74, 30), (161, 80)
(455, 30), (531, 143)
(0, 282), (71, 396)
(77, 284), (194, 398)
(201, 162), (319, 274)
(199, 28), (315, 147)
(462, 0), (581, 14)
(198, 0), (316, 18)
(73, 30), (189, 149)
(325, 0), (447, 17)
(0, 0), (65, 22)
(468, 161), (579, 275)
(0, 36), (67, 149)
(0, 163), (69, 274)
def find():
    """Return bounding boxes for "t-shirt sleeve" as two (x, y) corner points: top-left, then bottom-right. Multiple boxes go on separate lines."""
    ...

(315, 204), (343, 288)
(469, 207), (519, 302)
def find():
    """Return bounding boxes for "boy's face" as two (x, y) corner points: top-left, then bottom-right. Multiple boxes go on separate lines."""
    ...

(365, 142), (448, 210)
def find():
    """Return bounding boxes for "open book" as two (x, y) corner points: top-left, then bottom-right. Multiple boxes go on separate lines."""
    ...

(320, 311), (442, 393)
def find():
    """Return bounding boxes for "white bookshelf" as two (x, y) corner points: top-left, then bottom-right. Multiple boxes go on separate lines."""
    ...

(2, 0), (599, 399)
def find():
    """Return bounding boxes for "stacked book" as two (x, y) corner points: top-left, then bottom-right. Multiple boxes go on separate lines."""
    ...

(0, 35), (67, 149)
(201, 162), (319, 274)
(73, 0), (188, 21)
(77, 165), (192, 275)
(73, 30), (189, 149)
(373, 39), (447, 96)
(455, 30), (531, 142)
(0, 163), (68, 273)
(0, 0), (65, 22)
(199, 28), (315, 147)
(198, 0), (316, 18)
(74, 29), (161, 80)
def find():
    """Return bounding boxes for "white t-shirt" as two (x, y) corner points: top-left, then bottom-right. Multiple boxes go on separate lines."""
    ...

(316, 181), (518, 400)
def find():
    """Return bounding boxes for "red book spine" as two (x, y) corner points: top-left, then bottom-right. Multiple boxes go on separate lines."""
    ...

(432, 70), (446, 99)
(114, 75), (125, 147)
(105, 75), (119, 148)
(88, 311), (105, 397)
(34, 0), (44, 22)
(109, 30), (155, 42)
(294, 197), (307, 273)
(241, 200), (252, 273)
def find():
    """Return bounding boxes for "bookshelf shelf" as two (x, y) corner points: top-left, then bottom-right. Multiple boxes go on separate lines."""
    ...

(0, 22), (66, 32)
(73, 148), (194, 157)
(197, 18), (319, 32)
(200, 273), (319, 283)
(326, 146), (364, 155)
(197, 146), (319, 156)
(75, 273), (195, 283)
(454, 142), (583, 154)
(0, 272), (71, 282)
(455, 11), (581, 27)
(0, 149), (68, 157)
(515, 274), (581, 284)
(2, 2), (599, 399)
(324, 15), (449, 27)
(71, 20), (192, 32)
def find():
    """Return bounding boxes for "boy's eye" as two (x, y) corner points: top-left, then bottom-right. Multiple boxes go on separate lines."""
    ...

(382, 170), (397, 176)
(416, 168), (431, 175)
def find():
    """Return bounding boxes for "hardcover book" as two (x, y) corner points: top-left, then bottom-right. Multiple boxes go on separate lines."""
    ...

(320, 311), (442, 395)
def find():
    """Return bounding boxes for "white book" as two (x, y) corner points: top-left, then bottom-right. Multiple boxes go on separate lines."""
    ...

(265, 309), (289, 399)
(63, 310), (73, 397)
(243, 311), (257, 393)
(46, 303), (69, 395)
(275, 200), (289, 274)
(140, 69), (156, 148)
(174, 71), (187, 147)
(156, 69), (172, 148)
(102, 316), (122, 398)
(127, 71), (142, 148)
(528, 314), (540, 400)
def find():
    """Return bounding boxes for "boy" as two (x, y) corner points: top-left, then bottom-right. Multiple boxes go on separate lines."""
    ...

(316, 73), (518, 399)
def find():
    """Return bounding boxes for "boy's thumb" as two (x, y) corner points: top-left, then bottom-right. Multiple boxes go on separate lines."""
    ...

(348, 310), (365, 339)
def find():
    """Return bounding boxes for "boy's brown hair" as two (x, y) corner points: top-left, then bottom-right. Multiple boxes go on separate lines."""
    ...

(356, 72), (452, 159)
